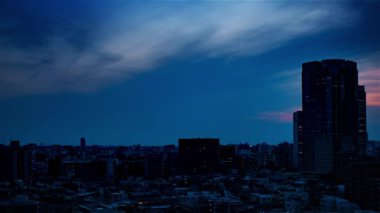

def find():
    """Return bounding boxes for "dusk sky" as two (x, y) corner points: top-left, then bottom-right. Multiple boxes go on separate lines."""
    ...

(0, 0), (379, 146)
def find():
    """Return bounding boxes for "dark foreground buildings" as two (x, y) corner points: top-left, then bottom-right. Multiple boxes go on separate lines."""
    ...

(293, 111), (303, 170)
(294, 59), (368, 176)
(345, 162), (380, 211)
(178, 138), (220, 174)
(0, 140), (31, 182)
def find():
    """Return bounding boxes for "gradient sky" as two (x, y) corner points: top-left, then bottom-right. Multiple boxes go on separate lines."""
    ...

(0, 0), (379, 146)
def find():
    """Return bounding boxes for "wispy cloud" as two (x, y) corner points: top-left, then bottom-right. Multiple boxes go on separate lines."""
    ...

(272, 68), (301, 94)
(359, 69), (380, 107)
(254, 107), (301, 123)
(0, 1), (356, 95)
(255, 111), (293, 123)
(357, 52), (380, 107)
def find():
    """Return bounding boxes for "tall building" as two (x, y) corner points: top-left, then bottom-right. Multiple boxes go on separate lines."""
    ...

(345, 162), (380, 211)
(80, 137), (86, 149)
(293, 111), (303, 169)
(299, 59), (367, 174)
(0, 145), (11, 181)
(220, 145), (237, 170)
(257, 143), (273, 167)
(357, 85), (368, 155)
(178, 138), (220, 174)
(273, 142), (293, 169)
(144, 154), (165, 179)
(0, 141), (31, 182)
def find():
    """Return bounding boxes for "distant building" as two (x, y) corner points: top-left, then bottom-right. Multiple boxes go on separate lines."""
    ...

(220, 145), (236, 160)
(0, 141), (31, 182)
(273, 142), (292, 169)
(162, 144), (176, 153)
(144, 154), (165, 179)
(48, 157), (62, 178)
(124, 156), (145, 177)
(62, 159), (107, 181)
(106, 158), (115, 181)
(250, 193), (273, 207)
(320, 195), (360, 212)
(283, 188), (309, 212)
(0, 145), (11, 181)
(345, 162), (380, 211)
(80, 137), (86, 149)
(293, 111), (303, 169)
(0, 195), (39, 213)
(178, 138), (220, 174)
(367, 140), (380, 159)
(257, 143), (273, 168)
(300, 59), (367, 175)
(220, 145), (237, 170)
(357, 85), (368, 155)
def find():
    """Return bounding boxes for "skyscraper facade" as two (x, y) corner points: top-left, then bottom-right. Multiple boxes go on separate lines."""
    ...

(293, 111), (303, 169)
(357, 85), (368, 155)
(299, 59), (367, 174)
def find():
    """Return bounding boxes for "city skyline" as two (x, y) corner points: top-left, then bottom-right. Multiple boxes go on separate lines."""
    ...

(1, 0), (380, 145)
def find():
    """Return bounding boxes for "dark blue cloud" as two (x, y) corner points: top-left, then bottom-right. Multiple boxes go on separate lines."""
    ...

(0, 0), (361, 94)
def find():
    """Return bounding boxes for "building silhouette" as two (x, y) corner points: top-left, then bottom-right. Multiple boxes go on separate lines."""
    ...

(345, 162), (380, 211)
(178, 138), (220, 174)
(80, 137), (86, 149)
(293, 111), (303, 169)
(220, 145), (238, 171)
(357, 85), (368, 155)
(0, 141), (31, 182)
(296, 59), (367, 175)
(273, 142), (293, 169)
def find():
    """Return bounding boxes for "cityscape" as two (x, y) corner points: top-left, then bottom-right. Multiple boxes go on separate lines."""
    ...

(1, 59), (380, 212)
(1, 0), (380, 213)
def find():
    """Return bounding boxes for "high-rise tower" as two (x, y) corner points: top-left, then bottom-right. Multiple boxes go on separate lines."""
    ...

(293, 111), (303, 169)
(299, 59), (367, 174)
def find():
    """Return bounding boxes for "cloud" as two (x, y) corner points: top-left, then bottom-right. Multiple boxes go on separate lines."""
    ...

(272, 68), (301, 94)
(357, 52), (380, 107)
(359, 69), (380, 107)
(254, 111), (293, 123)
(254, 107), (301, 123)
(0, 1), (357, 95)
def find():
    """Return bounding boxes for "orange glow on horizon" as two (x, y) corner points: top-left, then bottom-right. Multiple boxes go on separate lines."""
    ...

(359, 69), (380, 107)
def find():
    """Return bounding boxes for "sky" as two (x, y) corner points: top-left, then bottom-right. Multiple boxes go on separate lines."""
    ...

(0, 0), (379, 146)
